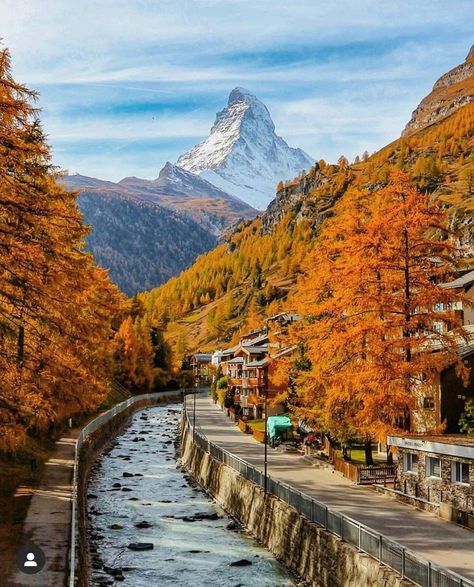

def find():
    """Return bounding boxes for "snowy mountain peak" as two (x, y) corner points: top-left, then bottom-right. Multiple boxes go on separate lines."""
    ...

(177, 88), (313, 210)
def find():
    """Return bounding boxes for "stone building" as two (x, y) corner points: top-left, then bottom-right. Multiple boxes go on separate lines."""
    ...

(388, 434), (474, 520)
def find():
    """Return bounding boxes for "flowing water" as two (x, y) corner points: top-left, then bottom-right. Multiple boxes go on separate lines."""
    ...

(87, 403), (298, 586)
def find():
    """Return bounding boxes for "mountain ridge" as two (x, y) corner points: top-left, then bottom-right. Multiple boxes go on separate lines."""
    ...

(177, 87), (314, 209)
(403, 45), (474, 135)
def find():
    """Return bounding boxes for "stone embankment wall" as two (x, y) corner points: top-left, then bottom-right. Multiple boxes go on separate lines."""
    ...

(76, 391), (183, 587)
(180, 423), (411, 587)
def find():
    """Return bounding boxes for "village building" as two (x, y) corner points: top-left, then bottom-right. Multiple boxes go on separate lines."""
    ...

(217, 314), (301, 420)
(388, 434), (474, 523)
(190, 352), (212, 384)
(211, 349), (223, 366)
(411, 270), (474, 433)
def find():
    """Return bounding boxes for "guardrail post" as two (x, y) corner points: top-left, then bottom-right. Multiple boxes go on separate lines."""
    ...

(401, 548), (405, 578)
(325, 506), (328, 529)
(340, 514), (344, 541)
(378, 535), (383, 562)
(358, 525), (361, 551)
(428, 562), (432, 587)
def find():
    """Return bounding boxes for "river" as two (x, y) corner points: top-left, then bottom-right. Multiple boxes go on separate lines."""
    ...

(87, 402), (299, 586)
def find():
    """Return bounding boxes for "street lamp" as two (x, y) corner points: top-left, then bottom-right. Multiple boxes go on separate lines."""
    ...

(264, 386), (268, 496)
(193, 381), (198, 442)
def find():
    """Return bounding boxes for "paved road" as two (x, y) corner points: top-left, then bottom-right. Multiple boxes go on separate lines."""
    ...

(190, 395), (474, 581)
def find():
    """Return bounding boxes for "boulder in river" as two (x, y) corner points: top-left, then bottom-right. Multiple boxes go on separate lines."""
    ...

(127, 542), (154, 551)
(108, 524), (123, 530)
(229, 559), (253, 567)
(135, 520), (152, 528)
(123, 472), (134, 478)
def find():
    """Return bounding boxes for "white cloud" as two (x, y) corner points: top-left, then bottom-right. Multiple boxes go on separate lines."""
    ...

(1, 0), (472, 180)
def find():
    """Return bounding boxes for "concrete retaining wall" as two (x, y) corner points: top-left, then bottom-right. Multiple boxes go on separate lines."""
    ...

(75, 391), (183, 587)
(180, 423), (411, 587)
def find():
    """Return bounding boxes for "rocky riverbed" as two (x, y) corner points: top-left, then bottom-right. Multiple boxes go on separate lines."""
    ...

(87, 403), (299, 586)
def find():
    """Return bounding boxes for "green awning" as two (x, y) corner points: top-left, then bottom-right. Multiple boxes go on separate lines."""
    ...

(267, 416), (293, 442)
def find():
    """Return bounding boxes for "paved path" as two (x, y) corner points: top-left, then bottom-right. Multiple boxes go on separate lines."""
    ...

(10, 429), (80, 587)
(191, 395), (474, 581)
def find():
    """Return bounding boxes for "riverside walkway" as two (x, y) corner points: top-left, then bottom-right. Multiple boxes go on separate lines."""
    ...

(10, 426), (80, 587)
(192, 395), (474, 581)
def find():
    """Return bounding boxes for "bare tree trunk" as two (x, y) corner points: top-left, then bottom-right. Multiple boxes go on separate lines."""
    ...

(364, 439), (374, 466)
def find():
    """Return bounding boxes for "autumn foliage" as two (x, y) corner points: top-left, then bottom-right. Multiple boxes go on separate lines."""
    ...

(140, 102), (473, 360)
(0, 49), (123, 451)
(284, 173), (470, 446)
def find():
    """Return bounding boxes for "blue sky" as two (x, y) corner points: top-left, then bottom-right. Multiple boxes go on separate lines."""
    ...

(1, 0), (473, 181)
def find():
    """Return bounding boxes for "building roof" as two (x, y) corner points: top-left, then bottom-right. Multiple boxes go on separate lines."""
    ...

(271, 345), (297, 360)
(193, 353), (212, 362)
(227, 356), (244, 364)
(441, 269), (474, 289)
(242, 333), (268, 347)
(240, 345), (268, 354)
(460, 339), (474, 358)
(245, 358), (270, 368)
(388, 434), (474, 460)
(221, 344), (239, 356)
(241, 327), (267, 339)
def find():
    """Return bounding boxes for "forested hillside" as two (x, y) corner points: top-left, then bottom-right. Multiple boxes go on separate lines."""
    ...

(139, 101), (474, 364)
(78, 191), (217, 296)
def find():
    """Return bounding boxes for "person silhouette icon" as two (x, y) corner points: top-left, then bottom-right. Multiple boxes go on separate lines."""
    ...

(24, 553), (37, 567)
(16, 543), (45, 574)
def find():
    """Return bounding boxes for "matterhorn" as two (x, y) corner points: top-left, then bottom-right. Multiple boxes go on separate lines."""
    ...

(177, 87), (314, 210)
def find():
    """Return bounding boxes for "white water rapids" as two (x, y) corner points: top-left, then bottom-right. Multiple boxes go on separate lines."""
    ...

(87, 403), (299, 586)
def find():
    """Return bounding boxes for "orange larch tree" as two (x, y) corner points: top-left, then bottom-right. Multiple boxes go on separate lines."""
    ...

(0, 48), (123, 450)
(287, 173), (469, 463)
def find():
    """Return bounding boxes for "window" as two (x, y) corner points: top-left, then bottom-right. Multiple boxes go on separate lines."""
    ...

(452, 462), (469, 485)
(423, 397), (435, 409)
(404, 453), (418, 473)
(426, 456), (441, 478)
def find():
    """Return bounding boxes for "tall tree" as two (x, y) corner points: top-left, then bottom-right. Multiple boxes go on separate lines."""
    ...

(0, 49), (122, 450)
(287, 173), (469, 462)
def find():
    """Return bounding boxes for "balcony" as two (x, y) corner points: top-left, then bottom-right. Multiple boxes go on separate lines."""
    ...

(247, 377), (266, 388)
(228, 377), (242, 387)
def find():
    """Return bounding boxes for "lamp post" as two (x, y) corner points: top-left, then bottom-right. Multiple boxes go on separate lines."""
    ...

(264, 386), (268, 496)
(193, 381), (198, 442)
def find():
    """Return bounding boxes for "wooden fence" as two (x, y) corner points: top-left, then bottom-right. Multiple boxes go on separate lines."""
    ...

(324, 435), (397, 485)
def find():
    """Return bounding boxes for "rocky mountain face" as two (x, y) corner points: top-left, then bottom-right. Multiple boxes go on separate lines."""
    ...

(177, 87), (314, 210)
(403, 45), (474, 135)
(118, 162), (256, 234)
(63, 163), (255, 294)
(72, 185), (217, 296)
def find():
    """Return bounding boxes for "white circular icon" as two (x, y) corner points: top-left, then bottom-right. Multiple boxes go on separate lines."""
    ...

(24, 552), (38, 567)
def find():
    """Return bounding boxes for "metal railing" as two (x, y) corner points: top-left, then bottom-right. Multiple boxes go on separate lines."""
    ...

(183, 401), (474, 587)
(69, 388), (193, 587)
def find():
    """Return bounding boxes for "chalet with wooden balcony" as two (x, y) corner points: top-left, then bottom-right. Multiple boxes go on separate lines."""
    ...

(412, 270), (474, 433)
(440, 269), (474, 327)
(216, 313), (301, 419)
(190, 352), (212, 384)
